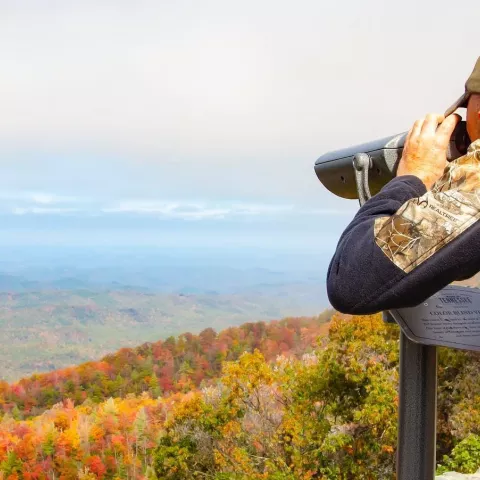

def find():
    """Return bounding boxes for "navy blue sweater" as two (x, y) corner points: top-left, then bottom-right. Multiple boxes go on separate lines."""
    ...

(327, 172), (480, 315)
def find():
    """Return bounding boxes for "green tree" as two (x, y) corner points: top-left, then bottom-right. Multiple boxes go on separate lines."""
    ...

(437, 434), (480, 474)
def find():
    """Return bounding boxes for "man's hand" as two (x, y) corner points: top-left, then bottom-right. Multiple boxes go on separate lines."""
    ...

(397, 113), (461, 190)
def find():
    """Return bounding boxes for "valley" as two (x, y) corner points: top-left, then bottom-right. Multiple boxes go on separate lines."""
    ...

(0, 248), (328, 381)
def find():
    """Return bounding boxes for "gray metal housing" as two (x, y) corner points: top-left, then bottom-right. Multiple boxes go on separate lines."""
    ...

(314, 122), (469, 200)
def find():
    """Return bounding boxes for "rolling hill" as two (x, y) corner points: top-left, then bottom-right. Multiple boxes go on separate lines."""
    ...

(0, 310), (332, 418)
(0, 251), (329, 382)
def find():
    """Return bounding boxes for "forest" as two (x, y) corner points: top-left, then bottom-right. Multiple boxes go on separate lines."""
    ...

(1, 312), (480, 478)
(0, 312), (332, 419)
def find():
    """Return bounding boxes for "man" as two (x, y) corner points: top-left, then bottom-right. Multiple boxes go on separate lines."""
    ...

(327, 57), (480, 314)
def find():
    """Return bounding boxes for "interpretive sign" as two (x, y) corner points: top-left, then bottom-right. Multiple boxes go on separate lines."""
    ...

(391, 285), (480, 351)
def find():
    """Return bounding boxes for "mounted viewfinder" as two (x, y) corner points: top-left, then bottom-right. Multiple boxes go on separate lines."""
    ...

(314, 121), (470, 200)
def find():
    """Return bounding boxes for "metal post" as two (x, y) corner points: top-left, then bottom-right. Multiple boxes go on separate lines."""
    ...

(397, 331), (437, 480)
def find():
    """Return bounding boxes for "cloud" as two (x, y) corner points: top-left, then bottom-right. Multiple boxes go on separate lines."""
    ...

(102, 200), (295, 220)
(12, 206), (81, 215)
(0, 191), (354, 220)
(0, 191), (88, 216)
(28, 193), (79, 205)
(103, 201), (231, 220)
(29, 193), (56, 205)
(0, 192), (81, 205)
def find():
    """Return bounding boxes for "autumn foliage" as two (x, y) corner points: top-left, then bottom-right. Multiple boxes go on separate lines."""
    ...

(0, 313), (332, 419)
(1, 312), (480, 478)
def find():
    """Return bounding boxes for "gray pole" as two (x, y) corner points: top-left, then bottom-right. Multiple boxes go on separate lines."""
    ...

(397, 331), (437, 480)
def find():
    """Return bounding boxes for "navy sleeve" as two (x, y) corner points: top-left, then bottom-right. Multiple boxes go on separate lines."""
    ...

(327, 175), (480, 314)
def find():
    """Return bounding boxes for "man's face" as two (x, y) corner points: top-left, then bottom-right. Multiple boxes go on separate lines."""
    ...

(467, 94), (480, 142)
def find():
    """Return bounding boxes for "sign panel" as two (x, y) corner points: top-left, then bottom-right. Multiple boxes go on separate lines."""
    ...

(391, 286), (480, 351)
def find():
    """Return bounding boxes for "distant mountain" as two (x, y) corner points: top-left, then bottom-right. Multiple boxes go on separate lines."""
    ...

(0, 264), (326, 295)
(0, 247), (330, 384)
(0, 256), (328, 382)
(0, 282), (327, 381)
(0, 311), (332, 417)
(0, 273), (35, 291)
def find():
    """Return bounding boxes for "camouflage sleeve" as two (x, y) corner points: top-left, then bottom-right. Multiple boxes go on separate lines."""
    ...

(374, 142), (480, 274)
(328, 142), (480, 314)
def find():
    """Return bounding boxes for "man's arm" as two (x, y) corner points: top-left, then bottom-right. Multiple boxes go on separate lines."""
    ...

(326, 113), (480, 314)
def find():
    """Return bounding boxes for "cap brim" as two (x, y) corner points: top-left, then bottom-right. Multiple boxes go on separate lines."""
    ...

(445, 92), (470, 117)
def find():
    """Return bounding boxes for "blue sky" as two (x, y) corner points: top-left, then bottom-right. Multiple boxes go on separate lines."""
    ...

(0, 0), (478, 254)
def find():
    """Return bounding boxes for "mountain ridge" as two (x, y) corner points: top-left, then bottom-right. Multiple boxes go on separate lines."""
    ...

(0, 311), (332, 418)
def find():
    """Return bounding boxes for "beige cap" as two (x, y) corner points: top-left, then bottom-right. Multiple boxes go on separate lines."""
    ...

(445, 57), (480, 117)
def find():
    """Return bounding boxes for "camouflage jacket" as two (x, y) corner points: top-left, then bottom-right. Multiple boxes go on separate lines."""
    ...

(327, 140), (480, 314)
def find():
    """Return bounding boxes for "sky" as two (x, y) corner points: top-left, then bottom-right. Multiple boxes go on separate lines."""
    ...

(0, 0), (478, 254)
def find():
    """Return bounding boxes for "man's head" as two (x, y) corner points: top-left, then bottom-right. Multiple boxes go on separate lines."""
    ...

(467, 93), (480, 142)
